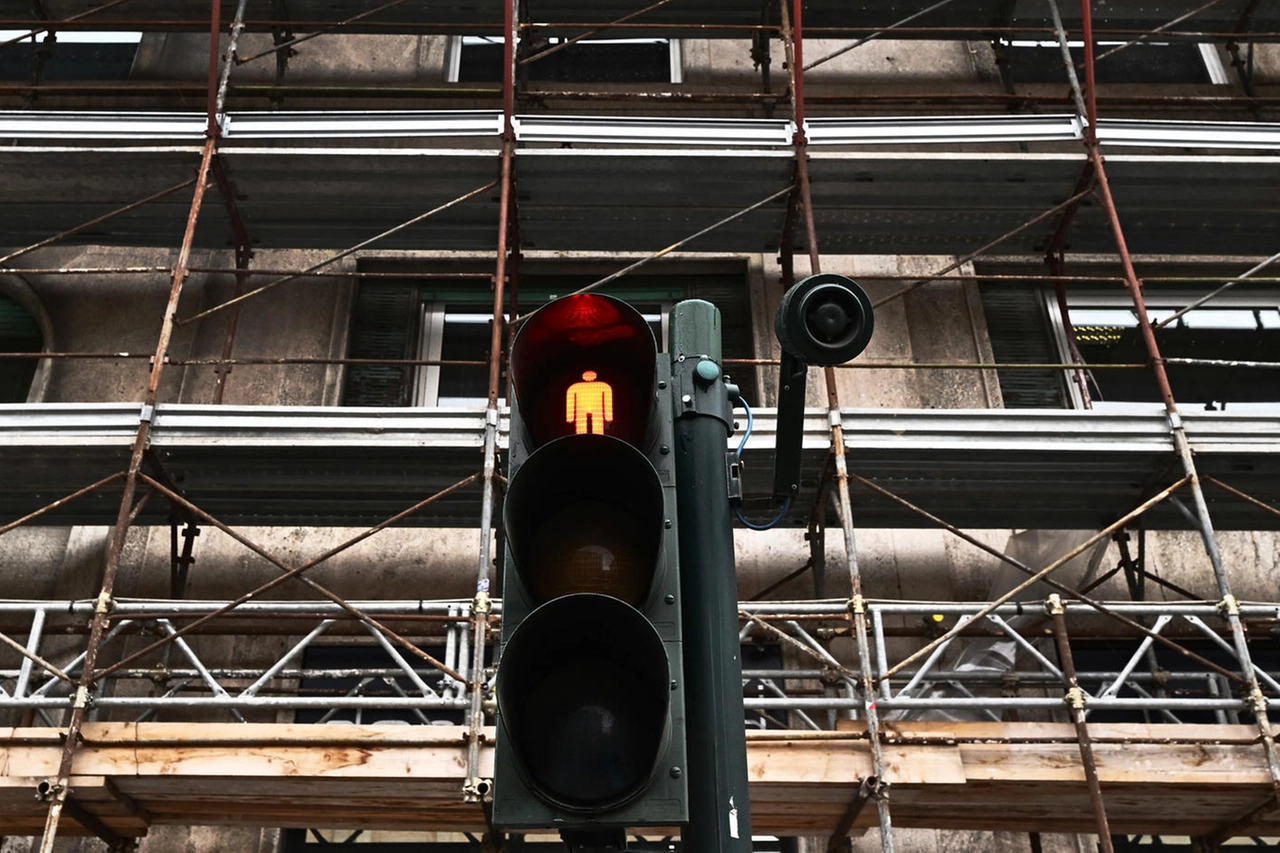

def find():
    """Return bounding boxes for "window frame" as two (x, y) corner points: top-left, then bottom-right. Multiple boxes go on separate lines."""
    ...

(1001, 38), (1229, 86)
(341, 260), (757, 410)
(444, 35), (683, 84)
(1048, 285), (1280, 412)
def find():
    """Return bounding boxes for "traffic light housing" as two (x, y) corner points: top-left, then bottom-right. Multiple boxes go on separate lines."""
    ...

(493, 294), (688, 831)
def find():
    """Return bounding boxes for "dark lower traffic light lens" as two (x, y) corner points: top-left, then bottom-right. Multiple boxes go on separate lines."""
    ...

(497, 594), (671, 811)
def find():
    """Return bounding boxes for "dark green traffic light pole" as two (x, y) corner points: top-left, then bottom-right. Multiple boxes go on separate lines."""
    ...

(669, 300), (753, 853)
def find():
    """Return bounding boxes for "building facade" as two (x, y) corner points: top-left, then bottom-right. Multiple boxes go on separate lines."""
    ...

(1, 1), (1279, 851)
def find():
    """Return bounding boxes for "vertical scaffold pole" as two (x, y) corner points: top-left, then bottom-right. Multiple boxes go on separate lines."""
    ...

(1075, 0), (1280, 836)
(463, 0), (519, 807)
(778, 0), (895, 847)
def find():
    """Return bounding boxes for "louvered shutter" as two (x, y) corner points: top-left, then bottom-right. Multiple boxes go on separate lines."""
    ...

(979, 284), (1067, 409)
(342, 284), (419, 407)
(0, 294), (41, 403)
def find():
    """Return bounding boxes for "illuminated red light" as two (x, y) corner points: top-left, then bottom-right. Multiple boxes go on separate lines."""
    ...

(566, 370), (614, 436)
(511, 294), (656, 449)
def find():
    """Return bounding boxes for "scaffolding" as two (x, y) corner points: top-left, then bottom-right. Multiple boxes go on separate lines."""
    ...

(0, 0), (1279, 850)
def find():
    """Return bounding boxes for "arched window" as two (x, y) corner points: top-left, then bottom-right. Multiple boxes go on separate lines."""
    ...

(0, 292), (43, 403)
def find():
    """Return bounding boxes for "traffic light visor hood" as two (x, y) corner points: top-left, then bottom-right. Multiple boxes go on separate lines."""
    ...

(511, 294), (656, 449)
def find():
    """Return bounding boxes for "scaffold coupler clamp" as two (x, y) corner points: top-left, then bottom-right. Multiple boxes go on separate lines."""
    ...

(95, 590), (114, 615)
(1247, 687), (1268, 717)
(1044, 593), (1065, 616)
(473, 589), (492, 616)
(1064, 686), (1087, 711)
(462, 776), (493, 803)
(35, 777), (66, 802)
(1217, 594), (1240, 618)
(847, 594), (866, 616)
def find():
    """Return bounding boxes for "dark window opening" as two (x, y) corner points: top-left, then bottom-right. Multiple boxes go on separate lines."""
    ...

(294, 644), (472, 726)
(1072, 302), (1280, 410)
(743, 642), (787, 730)
(342, 266), (759, 409)
(458, 37), (671, 84)
(1002, 41), (1214, 85)
(0, 32), (139, 82)
(0, 293), (42, 403)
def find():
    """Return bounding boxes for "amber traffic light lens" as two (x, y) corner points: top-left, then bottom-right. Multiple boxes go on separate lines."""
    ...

(505, 434), (664, 609)
(527, 502), (650, 606)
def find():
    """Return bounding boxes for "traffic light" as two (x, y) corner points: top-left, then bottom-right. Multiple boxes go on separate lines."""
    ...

(493, 294), (688, 834)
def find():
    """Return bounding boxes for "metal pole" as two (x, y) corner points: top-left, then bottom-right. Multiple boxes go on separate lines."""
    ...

(671, 299), (753, 853)
(780, 0), (893, 844)
(1047, 594), (1114, 850)
(36, 124), (220, 853)
(1077, 0), (1280, 823)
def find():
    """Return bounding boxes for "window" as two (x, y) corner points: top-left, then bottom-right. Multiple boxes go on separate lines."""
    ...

(292, 644), (466, 726)
(341, 263), (759, 408)
(979, 278), (1280, 411)
(1000, 40), (1228, 86)
(1068, 291), (1280, 410)
(447, 36), (681, 84)
(0, 29), (141, 82)
(0, 292), (42, 403)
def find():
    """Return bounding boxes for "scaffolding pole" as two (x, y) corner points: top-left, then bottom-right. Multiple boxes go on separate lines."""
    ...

(779, 0), (895, 847)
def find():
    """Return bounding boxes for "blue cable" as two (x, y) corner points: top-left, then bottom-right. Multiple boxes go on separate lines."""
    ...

(731, 395), (793, 531)
(734, 392), (754, 461)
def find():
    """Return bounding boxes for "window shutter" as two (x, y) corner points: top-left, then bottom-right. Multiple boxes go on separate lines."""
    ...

(979, 284), (1067, 409)
(0, 294), (41, 404)
(685, 274), (758, 407)
(342, 284), (419, 407)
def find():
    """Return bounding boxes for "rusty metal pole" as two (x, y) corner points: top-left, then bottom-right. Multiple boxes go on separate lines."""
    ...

(1046, 594), (1114, 851)
(463, 0), (519, 809)
(779, 0), (895, 847)
(1077, 0), (1280, 823)
(36, 1), (230, 841)
(36, 131), (220, 853)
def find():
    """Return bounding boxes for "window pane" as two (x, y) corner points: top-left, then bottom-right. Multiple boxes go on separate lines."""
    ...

(1005, 43), (1211, 85)
(0, 33), (140, 81)
(459, 38), (671, 83)
(438, 304), (495, 405)
(1071, 304), (1280, 408)
(0, 293), (41, 404)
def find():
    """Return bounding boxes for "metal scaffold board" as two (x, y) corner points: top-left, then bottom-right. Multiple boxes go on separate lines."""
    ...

(1, 0), (1276, 38)
(0, 404), (1276, 530)
(1, 145), (1278, 256)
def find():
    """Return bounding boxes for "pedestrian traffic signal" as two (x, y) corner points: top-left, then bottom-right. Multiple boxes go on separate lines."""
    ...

(492, 293), (688, 832)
